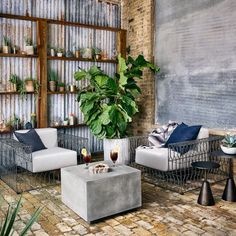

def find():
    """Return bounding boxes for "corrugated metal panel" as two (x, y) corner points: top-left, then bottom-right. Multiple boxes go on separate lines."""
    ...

(0, 1), (120, 152)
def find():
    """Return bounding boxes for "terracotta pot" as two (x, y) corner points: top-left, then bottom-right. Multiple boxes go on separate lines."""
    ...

(59, 86), (65, 92)
(75, 50), (80, 58)
(25, 80), (34, 92)
(25, 46), (34, 55)
(49, 81), (56, 92)
(3, 46), (10, 54)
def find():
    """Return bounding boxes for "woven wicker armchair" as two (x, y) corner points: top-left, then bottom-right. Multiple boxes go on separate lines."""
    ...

(0, 128), (88, 193)
(129, 135), (229, 194)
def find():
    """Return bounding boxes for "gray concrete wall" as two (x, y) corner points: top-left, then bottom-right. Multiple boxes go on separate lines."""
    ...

(155, 0), (236, 129)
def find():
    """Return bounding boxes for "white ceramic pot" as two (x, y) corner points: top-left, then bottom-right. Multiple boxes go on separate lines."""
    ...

(3, 46), (10, 54)
(220, 145), (236, 155)
(25, 46), (34, 55)
(57, 52), (63, 57)
(50, 49), (55, 57)
(103, 138), (130, 165)
(63, 120), (69, 126)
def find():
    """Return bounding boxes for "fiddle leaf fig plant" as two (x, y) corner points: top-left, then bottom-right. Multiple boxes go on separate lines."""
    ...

(74, 54), (159, 139)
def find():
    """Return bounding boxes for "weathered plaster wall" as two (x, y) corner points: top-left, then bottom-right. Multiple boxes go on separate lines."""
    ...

(155, 0), (236, 129)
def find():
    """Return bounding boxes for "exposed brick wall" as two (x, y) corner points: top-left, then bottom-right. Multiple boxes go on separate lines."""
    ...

(121, 0), (157, 136)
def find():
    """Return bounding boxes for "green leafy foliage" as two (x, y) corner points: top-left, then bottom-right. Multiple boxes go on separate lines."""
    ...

(0, 196), (42, 236)
(74, 54), (159, 139)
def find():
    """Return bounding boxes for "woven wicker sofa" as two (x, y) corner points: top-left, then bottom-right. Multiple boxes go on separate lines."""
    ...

(0, 128), (88, 193)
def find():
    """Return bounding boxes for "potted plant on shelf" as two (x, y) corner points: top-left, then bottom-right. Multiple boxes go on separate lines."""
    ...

(93, 47), (102, 60)
(2, 36), (11, 54)
(48, 70), (59, 92)
(9, 74), (20, 92)
(24, 77), (35, 92)
(81, 47), (93, 59)
(101, 50), (108, 60)
(49, 46), (56, 57)
(74, 54), (159, 164)
(58, 82), (65, 92)
(57, 48), (64, 57)
(63, 117), (69, 126)
(24, 37), (34, 55)
(74, 46), (80, 58)
(221, 134), (236, 154)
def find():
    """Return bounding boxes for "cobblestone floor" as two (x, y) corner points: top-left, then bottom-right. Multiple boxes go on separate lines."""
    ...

(0, 179), (236, 236)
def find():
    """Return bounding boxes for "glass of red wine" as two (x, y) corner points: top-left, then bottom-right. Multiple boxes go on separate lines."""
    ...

(110, 150), (118, 167)
(83, 151), (91, 169)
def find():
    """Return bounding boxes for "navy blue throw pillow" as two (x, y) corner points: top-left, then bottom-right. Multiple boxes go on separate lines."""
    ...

(165, 123), (202, 153)
(14, 129), (47, 152)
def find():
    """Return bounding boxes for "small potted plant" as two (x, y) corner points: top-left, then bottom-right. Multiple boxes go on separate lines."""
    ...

(93, 47), (102, 60)
(24, 37), (34, 55)
(57, 48), (64, 57)
(101, 50), (108, 60)
(9, 74), (20, 92)
(69, 114), (77, 126)
(74, 46), (80, 58)
(58, 82), (65, 92)
(81, 47), (93, 59)
(221, 134), (236, 154)
(24, 77), (35, 92)
(48, 70), (59, 92)
(2, 36), (11, 54)
(63, 117), (69, 126)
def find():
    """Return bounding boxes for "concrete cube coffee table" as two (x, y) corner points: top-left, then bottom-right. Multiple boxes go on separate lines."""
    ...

(61, 161), (141, 223)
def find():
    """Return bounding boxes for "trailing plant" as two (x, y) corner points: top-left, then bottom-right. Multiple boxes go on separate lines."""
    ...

(18, 80), (27, 99)
(34, 80), (40, 95)
(74, 54), (159, 139)
(222, 134), (236, 148)
(0, 195), (42, 236)
(3, 36), (11, 46)
(48, 70), (59, 82)
(9, 74), (20, 87)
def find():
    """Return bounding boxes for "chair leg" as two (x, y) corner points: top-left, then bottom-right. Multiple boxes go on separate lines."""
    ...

(198, 180), (215, 206)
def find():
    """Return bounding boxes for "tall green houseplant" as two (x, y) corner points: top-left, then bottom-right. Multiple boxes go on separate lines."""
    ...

(74, 54), (159, 139)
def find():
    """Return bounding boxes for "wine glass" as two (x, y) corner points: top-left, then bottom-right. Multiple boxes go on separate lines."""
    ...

(83, 151), (91, 169)
(110, 150), (118, 167)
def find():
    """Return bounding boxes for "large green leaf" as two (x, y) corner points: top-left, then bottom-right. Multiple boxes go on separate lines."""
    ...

(74, 70), (87, 80)
(90, 119), (102, 135)
(100, 106), (112, 125)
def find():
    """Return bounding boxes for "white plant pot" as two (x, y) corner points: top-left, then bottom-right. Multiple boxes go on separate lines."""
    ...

(25, 46), (34, 55)
(57, 52), (63, 57)
(50, 49), (55, 57)
(103, 138), (130, 165)
(3, 46), (10, 54)
(220, 145), (236, 155)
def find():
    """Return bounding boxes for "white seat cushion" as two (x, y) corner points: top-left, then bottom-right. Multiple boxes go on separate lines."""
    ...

(32, 147), (77, 173)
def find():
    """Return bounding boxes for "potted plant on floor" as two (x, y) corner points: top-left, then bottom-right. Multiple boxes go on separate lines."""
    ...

(2, 36), (11, 54)
(221, 134), (236, 154)
(48, 70), (59, 92)
(74, 54), (159, 164)
(24, 37), (34, 55)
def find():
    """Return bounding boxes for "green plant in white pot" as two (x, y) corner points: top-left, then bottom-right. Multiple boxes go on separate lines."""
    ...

(221, 134), (236, 154)
(74, 54), (159, 164)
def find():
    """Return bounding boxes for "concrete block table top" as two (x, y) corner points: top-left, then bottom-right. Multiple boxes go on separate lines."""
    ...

(61, 161), (141, 223)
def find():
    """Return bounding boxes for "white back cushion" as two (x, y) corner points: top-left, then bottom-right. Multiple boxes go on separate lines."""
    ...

(14, 128), (58, 148)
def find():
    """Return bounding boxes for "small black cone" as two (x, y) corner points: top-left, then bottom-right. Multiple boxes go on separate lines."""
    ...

(198, 181), (215, 206)
(222, 178), (236, 202)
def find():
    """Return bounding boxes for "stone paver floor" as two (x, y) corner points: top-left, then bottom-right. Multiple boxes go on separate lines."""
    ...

(0, 179), (236, 236)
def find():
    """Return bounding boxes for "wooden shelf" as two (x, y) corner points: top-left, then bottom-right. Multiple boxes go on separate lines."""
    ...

(0, 53), (38, 58)
(50, 124), (86, 129)
(0, 91), (35, 95)
(0, 130), (12, 134)
(0, 13), (122, 32)
(47, 91), (78, 95)
(47, 56), (117, 64)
